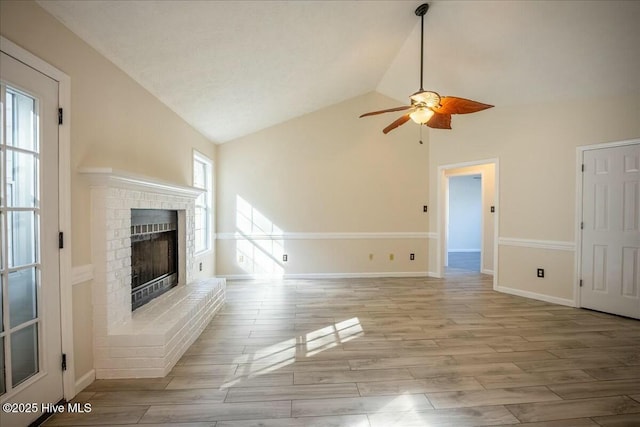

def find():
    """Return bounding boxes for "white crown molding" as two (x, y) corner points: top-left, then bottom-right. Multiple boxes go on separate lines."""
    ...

(79, 167), (203, 199)
(498, 237), (575, 252)
(217, 231), (434, 240)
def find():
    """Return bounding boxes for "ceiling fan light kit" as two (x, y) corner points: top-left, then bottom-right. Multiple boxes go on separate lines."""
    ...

(409, 107), (434, 124)
(360, 3), (493, 134)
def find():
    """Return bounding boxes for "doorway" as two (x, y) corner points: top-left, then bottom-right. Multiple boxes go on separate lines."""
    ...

(437, 160), (498, 284)
(447, 174), (482, 272)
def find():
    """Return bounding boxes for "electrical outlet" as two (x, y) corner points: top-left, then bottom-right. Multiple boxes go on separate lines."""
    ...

(491, 206), (495, 213)
(199, 262), (203, 271)
(369, 253), (373, 261)
(283, 254), (288, 262)
(238, 255), (244, 263)
(537, 268), (544, 278)
(423, 205), (428, 212)
(410, 253), (415, 260)
(389, 253), (394, 261)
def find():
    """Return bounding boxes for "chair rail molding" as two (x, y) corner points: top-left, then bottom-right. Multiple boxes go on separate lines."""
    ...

(498, 237), (575, 251)
(216, 231), (434, 240)
(71, 264), (94, 286)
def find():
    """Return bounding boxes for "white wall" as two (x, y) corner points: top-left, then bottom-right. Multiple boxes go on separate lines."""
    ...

(448, 175), (481, 252)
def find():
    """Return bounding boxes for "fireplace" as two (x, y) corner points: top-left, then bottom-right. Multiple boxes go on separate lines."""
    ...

(131, 209), (178, 310)
(82, 168), (225, 378)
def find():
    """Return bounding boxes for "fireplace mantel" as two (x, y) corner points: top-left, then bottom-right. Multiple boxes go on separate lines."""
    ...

(79, 167), (203, 199)
(82, 167), (224, 378)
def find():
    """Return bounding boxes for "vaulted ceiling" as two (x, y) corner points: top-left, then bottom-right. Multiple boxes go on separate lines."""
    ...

(38, 0), (640, 143)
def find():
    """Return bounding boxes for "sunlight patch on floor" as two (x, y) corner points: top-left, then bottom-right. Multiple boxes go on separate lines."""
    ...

(229, 317), (363, 381)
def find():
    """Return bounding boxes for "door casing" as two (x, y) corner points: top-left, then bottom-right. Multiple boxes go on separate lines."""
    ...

(0, 36), (74, 399)
(436, 158), (499, 286)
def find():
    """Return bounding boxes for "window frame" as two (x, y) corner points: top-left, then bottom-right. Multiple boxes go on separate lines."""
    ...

(193, 150), (213, 255)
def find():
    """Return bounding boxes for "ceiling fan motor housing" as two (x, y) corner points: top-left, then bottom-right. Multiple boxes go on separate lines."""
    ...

(410, 90), (440, 108)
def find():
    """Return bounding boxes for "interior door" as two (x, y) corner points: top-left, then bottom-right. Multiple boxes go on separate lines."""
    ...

(581, 143), (640, 319)
(0, 51), (63, 426)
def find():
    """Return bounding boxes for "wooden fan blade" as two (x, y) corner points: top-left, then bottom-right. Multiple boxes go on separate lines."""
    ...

(436, 97), (493, 115)
(360, 105), (412, 118)
(426, 112), (452, 129)
(383, 113), (411, 134)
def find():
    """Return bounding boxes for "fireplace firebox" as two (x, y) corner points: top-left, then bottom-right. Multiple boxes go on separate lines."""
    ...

(131, 209), (178, 310)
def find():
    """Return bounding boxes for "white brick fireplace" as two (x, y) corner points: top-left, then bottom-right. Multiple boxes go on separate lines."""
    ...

(81, 168), (225, 378)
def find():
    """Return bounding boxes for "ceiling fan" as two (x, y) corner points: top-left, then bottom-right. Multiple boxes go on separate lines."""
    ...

(360, 3), (493, 134)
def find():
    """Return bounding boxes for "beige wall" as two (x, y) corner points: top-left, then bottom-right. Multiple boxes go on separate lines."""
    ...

(1, 1), (216, 384)
(216, 92), (431, 277)
(428, 94), (640, 301)
(217, 89), (640, 293)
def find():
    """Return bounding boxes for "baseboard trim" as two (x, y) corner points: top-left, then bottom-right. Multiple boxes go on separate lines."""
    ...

(495, 285), (575, 307)
(221, 271), (431, 280)
(498, 237), (575, 251)
(481, 268), (494, 275)
(75, 369), (95, 394)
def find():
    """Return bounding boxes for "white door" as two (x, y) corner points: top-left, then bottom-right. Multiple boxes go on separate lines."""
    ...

(581, 143), (640, 319)
(0, 51), (63, 426)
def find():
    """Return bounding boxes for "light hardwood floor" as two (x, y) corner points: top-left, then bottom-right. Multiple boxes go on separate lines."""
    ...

(44, 274), (640, 426)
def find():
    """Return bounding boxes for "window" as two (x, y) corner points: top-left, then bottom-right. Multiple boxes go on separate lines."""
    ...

(193, 151), (212, 254)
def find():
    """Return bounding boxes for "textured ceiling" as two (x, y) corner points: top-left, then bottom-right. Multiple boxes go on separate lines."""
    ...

(38, 1), (640, 143)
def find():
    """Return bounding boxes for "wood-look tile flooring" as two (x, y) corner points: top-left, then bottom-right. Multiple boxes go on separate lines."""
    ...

(447, 252), (481, 272)
(44, 274), (640, 426)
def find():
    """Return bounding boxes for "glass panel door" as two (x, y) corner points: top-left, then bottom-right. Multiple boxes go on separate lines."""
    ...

(1, 84), (42, 395)
(1, 48), (62, 427)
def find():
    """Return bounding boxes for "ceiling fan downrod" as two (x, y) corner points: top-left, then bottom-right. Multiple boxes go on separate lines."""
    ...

(415, 3), (429, 91)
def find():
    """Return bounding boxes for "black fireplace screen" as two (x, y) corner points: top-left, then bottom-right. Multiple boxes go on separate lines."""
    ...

(131, 209), (178, 310)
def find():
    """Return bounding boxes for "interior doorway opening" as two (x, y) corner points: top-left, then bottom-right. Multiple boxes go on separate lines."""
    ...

(437, 160), (498, 285)
(447, 174), (482, 272)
